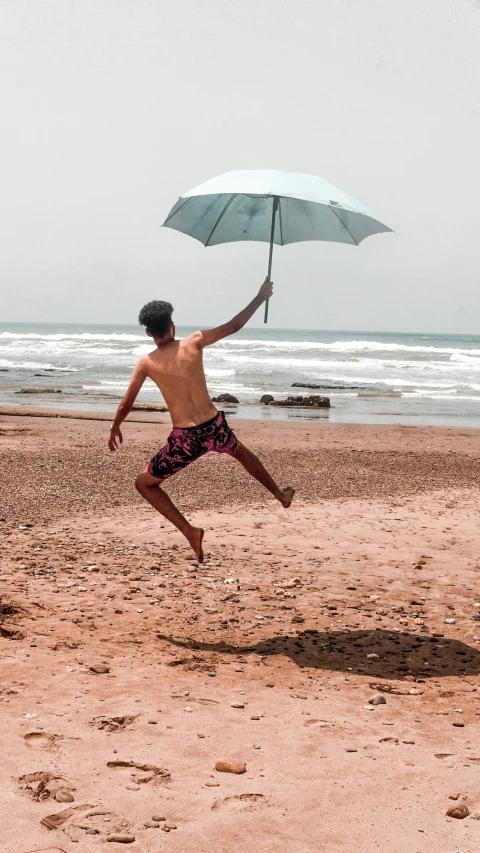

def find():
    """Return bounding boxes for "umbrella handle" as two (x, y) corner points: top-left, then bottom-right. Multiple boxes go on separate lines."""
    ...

(264, 196), (279, 323)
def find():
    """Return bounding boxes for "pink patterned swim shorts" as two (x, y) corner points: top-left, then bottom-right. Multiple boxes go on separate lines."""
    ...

(147, 410), (238, 480)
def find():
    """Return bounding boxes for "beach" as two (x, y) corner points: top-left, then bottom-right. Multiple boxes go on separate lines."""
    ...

(2, 409), (480, 852)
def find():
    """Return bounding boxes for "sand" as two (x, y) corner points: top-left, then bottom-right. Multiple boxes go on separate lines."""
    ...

(1, 409), (480, 852)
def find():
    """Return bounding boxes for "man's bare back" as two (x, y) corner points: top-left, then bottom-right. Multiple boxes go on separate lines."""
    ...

(139, 334), (218, 428)
(108, 280), (294, 561)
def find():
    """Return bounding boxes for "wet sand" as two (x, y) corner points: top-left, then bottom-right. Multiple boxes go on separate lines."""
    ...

(1, 411), (480, 852)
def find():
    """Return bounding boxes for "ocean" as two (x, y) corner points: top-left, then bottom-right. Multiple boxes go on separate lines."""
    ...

(2, 322), (480, 426)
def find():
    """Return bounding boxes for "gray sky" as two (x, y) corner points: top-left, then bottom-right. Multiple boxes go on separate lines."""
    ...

(1, 0), (480, 333)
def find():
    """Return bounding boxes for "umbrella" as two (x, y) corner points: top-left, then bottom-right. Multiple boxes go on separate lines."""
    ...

(163, 169), (392, 322)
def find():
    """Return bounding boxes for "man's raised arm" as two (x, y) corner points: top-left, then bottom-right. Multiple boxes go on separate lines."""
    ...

(197, 279), (273, 347)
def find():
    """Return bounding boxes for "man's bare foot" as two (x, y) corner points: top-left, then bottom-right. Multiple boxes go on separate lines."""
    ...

(187, 526), (204, 562)
(280, 487), (295, 508)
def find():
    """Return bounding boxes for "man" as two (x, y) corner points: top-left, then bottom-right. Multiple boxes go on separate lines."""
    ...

(108, 279), (294, 562)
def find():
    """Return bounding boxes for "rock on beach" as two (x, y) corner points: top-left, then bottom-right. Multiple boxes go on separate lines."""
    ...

(215, 759), (247, 774)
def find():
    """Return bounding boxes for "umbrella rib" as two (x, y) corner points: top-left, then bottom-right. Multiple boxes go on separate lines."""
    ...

(205, 194), (238, 247)
(330, 206), (359, 246)
(163, 196), (196, 224)
(278, 198), (284, 246)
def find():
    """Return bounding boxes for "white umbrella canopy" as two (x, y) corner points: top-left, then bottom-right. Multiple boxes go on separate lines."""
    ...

(163, 169), (392, 321)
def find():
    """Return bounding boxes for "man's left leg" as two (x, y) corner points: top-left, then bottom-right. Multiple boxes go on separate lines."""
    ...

(135, 469), (204, 562)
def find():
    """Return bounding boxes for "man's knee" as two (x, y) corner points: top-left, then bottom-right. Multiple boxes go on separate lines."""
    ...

(136, 468), (164, 492)
(233, 442), (256, 462)
(136, 471), (154, 492)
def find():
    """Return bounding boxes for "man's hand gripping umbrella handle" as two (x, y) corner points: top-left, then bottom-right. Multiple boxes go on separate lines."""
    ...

(264, 196), (279, 323)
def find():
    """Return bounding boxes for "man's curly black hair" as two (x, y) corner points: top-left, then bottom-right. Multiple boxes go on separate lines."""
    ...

(138, 300), (174, 338)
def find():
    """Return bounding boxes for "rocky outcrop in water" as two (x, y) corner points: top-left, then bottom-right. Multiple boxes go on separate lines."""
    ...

(260, 394), (330, 408)
(211, 393), (239, 404)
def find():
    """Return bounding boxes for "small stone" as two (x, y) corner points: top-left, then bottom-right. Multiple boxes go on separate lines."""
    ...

(89, 664), (110, 674)
(208, 672), (216, 678)
(368, 694), (387, 705)
(115, 609), (123, 614)
(55, 789), (74, 803)
(250, 715), (260, 720)
(446, 802), (469, 819)
(345, 748), (357, 753)
(366, 653), (380, 660)
(453, 722), (465, 727)
(106, 835), (136, 843)
(215, 759), (246, 774)
(448, 793), (460, 800)
(126, 783), (140, 791)
(164, 823), (177, 830)
(85, 829), (98, 835)
(152, 816), (166, 822)
(230, 703), (245, 709)
(147, 720), (157, 724)
(205, 781), (220, 787)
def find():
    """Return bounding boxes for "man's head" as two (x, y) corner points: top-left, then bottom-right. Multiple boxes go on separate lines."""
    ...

(138, 300), (174, 343)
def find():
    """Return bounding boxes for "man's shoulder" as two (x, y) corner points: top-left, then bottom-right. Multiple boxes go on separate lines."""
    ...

(180, 330), (203, 346)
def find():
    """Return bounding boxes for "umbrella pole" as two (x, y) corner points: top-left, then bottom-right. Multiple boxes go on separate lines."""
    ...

(264, 196), (279, 323)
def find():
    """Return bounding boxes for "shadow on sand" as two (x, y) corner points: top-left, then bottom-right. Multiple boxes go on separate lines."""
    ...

(157, 628), (480, 680)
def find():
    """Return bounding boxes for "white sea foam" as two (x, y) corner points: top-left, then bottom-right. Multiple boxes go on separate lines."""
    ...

(0, 332), (145, 342)
(0, 359), (76, 371)
(204, 368), (235, 377)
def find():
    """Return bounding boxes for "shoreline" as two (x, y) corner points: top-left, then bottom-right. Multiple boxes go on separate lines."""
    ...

(4, 397), (480, 428)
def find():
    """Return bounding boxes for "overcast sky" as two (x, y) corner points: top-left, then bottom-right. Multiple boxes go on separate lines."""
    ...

(1, 0), (479, 333)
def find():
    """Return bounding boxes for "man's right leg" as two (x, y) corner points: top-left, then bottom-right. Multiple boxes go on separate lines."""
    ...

(231, 441), (295, 508)
(135, 469), (205, 562)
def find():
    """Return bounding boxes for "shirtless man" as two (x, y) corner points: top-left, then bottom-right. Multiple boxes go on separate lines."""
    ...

(108, 279), (295, 562)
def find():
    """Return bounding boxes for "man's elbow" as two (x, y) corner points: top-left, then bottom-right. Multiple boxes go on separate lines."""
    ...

(229, 319), (243, 334)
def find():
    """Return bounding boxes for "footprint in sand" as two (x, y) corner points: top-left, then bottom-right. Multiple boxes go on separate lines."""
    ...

(23, 732), (61, 750)
(24, 847), (69, 853)
(19, 771), (76, 802)
(106, 760), (171, 785)
(211, 793), (265, 811)
(303, 719), (330, 728)
(90, 714), (138, 732)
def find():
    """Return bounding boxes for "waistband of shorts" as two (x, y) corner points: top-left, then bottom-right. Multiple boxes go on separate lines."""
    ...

(173, 411), (223, 432)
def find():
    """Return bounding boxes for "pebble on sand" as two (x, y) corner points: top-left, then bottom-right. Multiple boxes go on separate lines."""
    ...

(89, 664), (110, 674)
(215, 759), (247, 774)
(446, 802), (469, 819)
(55, 789), (74, 803)
(368, 694), (387, 705)
(106, 836), (136, 843)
